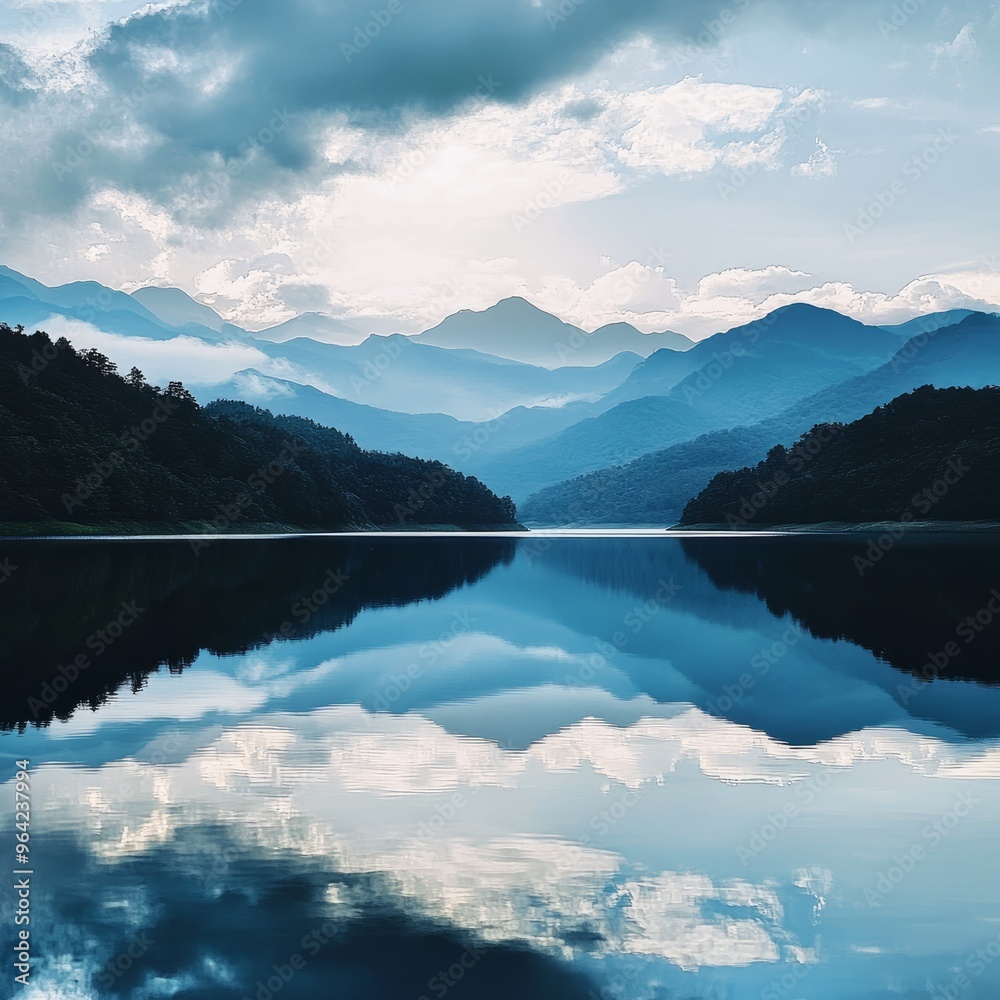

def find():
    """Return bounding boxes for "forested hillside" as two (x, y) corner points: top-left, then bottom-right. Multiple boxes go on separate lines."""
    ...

(680, 386), (1000, 526)
(0, 325), (517, 532)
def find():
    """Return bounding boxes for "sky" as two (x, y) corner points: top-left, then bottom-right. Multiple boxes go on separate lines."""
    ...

(0, 0), (998, 339)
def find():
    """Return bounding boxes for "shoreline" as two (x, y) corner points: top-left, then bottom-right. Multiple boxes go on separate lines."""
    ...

(5, 519), (1000, 540)
(0, 520), (527, 540)
(670, 519), (1000, 533)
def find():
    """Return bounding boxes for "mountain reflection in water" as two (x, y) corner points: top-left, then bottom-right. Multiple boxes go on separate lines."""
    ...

(2, 534), (999, 1000)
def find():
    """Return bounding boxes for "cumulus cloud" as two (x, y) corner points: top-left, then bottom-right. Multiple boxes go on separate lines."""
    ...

(527, 264), (1000, 337)
(790, 137), (839, 178)
(0, 40), (35, 102)
(0, 0), (746, 216)
(0, 0), (966, 216)
(614, 80), (784, 174)
(0, 0), (996, 339)
(932, 22), (979, 70)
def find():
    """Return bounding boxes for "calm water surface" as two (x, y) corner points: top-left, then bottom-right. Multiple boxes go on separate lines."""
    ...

(1, 533), (999, 999)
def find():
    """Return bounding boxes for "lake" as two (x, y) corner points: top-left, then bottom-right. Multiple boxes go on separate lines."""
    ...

(2, 533), (999, 999)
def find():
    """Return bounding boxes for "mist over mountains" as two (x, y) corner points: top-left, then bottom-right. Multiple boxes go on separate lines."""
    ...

(1, 263), (997, 526)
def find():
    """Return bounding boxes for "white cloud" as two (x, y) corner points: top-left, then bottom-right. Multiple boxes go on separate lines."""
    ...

(228, 370), (298, 401)
(523, 265), (1000, 338)
(36, 315), (298, 386)
(932, 23), (979, 70)
(614, 79), (785, 175)
(0, 68), (823, 334)
(696, 266), (812, 301)
(791, 138), (839, 179)
(623, 872), (781, 969)
(0, 25), (995, 341)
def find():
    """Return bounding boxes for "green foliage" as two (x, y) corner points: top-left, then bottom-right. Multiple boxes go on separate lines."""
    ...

(680, 386), (1000, 525)
(0, 324), (518, 530)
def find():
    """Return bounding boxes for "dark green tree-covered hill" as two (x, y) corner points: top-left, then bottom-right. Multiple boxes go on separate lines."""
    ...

(0, 324), (518, 532)
(679, 385), (1000, 526)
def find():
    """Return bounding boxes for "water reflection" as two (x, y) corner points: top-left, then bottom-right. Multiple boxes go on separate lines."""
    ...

(2, 534), (1000, 999)
(680, 533), (1000, 685)
(0, 536), (514, 729)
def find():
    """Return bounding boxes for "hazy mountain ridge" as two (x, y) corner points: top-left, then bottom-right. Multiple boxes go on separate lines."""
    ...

(250, 334), (642, 422)
(5, 263), (997, 526)
(192, 371), (602, 462)
(521, 311), (1000, 524)
(129, 286), (229, 332)
(468, 304), (908, 500)
(413, 295), (694, 366)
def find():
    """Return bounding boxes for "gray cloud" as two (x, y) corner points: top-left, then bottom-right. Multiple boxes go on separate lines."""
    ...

(7, 0), (851, 216)
(0, 41), (34, 104)
(0, 0), (992, 224)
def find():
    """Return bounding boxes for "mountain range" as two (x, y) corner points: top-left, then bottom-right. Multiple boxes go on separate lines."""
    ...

(412, 295), (694, 366)
(1, 262), (997, 527)
(521, 312), (1000, 523)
